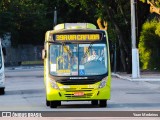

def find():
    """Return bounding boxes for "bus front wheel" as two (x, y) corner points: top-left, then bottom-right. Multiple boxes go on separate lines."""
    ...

(50, 101), (61, 108)
(91, 100), (98, 105)
(99, 100), (107, 107)
(46, 99), (50, 106)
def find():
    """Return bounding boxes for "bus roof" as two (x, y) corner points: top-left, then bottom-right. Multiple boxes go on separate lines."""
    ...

(54, 23), (97, 30)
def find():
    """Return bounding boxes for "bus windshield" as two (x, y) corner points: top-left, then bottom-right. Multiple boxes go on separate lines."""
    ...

(49, 43), (108, 76)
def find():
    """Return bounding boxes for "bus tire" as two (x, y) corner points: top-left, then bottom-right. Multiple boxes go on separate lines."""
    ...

(50, 101), (61, 108)
(57, 101), (61, 106)
(0, 88), (5, 95)
(46, 99), (50, 106)
(91, 100), (98, 105)
(99, 100), (107, 107)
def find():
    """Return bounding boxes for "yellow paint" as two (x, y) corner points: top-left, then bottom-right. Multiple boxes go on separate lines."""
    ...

(57, 69), (70, 73)
(56, 34), (100, 41)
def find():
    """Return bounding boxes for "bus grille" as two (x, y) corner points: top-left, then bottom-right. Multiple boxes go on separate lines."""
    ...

(63, 88), (94, 92)
(64, 93), (93, 99)
(63, 88), (95, 99)
(58, 79), (99, 85)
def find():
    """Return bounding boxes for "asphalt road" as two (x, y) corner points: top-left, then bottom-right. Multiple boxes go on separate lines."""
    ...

(0, 66), (160, 119)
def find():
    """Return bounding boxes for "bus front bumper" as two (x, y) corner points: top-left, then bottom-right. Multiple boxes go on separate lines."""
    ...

(46, 85), (110, 101)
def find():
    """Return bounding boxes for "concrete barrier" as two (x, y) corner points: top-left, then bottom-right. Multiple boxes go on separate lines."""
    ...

(4, 45), (43, 66)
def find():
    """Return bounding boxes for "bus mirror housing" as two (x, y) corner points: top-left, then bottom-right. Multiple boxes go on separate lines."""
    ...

(42, 49), (46, 59)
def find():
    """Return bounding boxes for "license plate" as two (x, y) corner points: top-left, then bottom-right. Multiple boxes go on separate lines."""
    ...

(74, 92), (84, 96)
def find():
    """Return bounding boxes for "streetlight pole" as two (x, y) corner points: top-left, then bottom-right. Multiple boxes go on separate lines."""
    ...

(53, 7), (57, 28)
(131, 0), (140, 78)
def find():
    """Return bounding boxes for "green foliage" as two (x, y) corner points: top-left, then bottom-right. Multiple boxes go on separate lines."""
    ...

(139, 0), (160, 7)
(0, 0), (159, 72)
(155, 23), (160, 36)
(139, 19), (160, 70)
(65, 0), (131, 43)
(0, 0), (100, 46)
(139, 0), (147, 3)
(0, 0), (131, 46)
(0, 0), (50, 46)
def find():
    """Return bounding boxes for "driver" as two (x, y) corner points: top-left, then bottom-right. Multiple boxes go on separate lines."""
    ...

(87, 49), (100, 62)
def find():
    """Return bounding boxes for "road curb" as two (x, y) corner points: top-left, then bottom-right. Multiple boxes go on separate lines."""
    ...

(5, 66), (43, 71)
(112, 73), (160, 81)
(112, 73), (132, 81)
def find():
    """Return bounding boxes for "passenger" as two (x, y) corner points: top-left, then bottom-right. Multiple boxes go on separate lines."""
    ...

(87, 50), (100, 62)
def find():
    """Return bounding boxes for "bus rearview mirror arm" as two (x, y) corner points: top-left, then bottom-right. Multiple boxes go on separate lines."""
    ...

(42, 49), (46, 59)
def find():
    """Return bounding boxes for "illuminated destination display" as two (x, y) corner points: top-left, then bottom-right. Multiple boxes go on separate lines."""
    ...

(55, 34), (100, 41)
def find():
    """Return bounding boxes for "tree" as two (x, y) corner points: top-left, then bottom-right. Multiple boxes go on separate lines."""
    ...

(0, 0), (49, 46)
(1, 0), (158, 71)
(138, 0), (160, 70)
(140, 0), (160, 15)
(139, 19), (160, 70)
(0, 0), (12, 36)
(0, 0), (97, 46)
(65, 0), (132, 72)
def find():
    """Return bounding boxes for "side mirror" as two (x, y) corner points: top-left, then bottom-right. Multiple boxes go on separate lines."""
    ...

(42, 49), (46, 59)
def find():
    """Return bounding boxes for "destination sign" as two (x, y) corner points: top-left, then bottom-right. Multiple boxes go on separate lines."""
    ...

(55, 34), (100, 41)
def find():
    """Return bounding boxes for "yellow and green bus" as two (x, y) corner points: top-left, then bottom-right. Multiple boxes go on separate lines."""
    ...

(42, 23), (111, 108)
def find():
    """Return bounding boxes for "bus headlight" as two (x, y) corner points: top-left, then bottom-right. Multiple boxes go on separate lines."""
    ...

(49, 80), (59, 90)
(99, 77), (108, 89)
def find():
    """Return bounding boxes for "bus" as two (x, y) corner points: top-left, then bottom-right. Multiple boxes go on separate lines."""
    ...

(42, 23), (111, 108)
(0, 39), (5, 95)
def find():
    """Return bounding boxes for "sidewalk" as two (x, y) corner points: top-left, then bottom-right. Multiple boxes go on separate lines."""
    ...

(5, 65), (44, 71)
(112, 71), (160, 81)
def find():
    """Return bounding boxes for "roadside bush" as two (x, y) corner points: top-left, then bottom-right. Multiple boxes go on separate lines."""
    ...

(139, 19), (160, 70)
